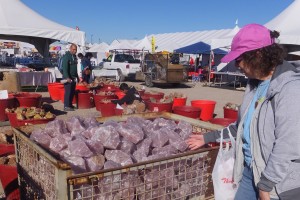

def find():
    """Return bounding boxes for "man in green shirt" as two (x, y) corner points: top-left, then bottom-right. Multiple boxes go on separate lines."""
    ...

(62, 44), (80, 111)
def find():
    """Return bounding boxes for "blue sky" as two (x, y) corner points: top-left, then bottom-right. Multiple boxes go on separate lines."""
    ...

(22, 0), (293, 44)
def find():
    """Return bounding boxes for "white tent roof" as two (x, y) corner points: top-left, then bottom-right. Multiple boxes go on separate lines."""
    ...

(265, 0), (300, 46)
(88, 42), (109, 52)
(147, 29), (232, 52)
(0, 0), (85, 56)
(134, 36), (152, 51)
(210, 25), (240, 50)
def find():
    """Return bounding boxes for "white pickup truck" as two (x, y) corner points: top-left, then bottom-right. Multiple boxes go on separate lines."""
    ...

(93, 50), (143, 81)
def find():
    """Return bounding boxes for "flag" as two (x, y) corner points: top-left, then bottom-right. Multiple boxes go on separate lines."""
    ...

(210, 50), (215, 66)
(151, 36), (155, 53)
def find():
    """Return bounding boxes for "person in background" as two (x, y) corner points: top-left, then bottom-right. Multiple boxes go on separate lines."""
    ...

(112, 83), (142, 105)
(77, 53), (84, 82)
(186, 24), (300, 200)
(81, 52), (93, 83)
(62, 44), (79, 111)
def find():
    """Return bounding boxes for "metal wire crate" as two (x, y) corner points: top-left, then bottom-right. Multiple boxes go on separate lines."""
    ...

(13, 112), (222, 199)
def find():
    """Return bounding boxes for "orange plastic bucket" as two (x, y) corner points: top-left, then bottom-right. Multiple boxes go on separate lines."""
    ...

(223, 107), (238, 120)
(191, 100), (216, 121)
(78, 92), (94, 109)
(0, 97), (16, 121)
(48, 83), (63, 101)
(173, 106), (201, 119)
(14, 92), (42, 108)
(172, 97), (187, 110)
(146, 101), (173, 112)
(209, 118), (236, 126)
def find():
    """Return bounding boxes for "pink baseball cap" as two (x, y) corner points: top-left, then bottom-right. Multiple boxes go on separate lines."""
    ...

(221, 24), (273, 63)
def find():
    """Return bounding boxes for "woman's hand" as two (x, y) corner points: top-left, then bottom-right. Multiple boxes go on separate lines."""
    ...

(259, 189), (270, 200)
(186, 134), (205, 150)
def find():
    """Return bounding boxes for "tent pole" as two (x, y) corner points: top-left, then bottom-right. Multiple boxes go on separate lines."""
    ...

(208, 52), (211, 85)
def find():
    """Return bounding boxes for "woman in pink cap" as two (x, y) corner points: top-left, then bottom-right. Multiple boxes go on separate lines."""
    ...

(187, 23), (300, 200)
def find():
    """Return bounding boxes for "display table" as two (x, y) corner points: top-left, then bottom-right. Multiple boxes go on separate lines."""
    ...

(18, 72), (54, 86)
(211, 71), (247, 89)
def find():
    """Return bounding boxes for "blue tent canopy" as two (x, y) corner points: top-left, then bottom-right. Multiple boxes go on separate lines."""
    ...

(174, 41), (227, 54)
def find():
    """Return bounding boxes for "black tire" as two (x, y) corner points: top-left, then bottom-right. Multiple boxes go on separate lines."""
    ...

(117, 69), (125, 82)
(145, 75), (153, 87)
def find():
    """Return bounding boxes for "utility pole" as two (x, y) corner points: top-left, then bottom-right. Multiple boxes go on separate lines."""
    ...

(91, 34), (93, 44)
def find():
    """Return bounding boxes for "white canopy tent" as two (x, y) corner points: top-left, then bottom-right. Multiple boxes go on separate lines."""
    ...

(210, 24), (240, 50)
(265, 0), (300, 52)
(0, 0), (85, 60)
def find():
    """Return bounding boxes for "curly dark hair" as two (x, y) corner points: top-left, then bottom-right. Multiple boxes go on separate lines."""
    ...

(241, 43), (284, 77)
(239, 31), (285, 78)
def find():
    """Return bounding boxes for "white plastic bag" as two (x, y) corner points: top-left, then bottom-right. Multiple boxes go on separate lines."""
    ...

(212, 127), (237, 200)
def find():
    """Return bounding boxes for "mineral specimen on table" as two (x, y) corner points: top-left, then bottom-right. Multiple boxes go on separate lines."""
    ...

(44, 119), (68, 137)
(49, 134), (68, 153)
(30, 129), (52, 148)
(152, 145), (178, 156)
(103, 160), (122, 170)
(150, 129), (169, 148)
(66, 116), (86, 136)
(83, 116), (99, 127)
(172, 183), (192, 199)
(85, 139), (104, 155)
(91, 125), (120, 149)
(176, 120), (193, 140)
(116, 123), (144, 144)
(86, 155), (105, 172)
(105, 150), (133, 166)
(133, 138), (152, 162)
(118, 137), (136, 154)
(68, 139), (93, 158)
(81, 126), (98, 139)
(138, 186), (171, 200)
(165, 128), (188, 152)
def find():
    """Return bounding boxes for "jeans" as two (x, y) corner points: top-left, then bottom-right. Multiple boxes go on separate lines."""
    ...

(235, 166), (279, 200)
(64, 81), (76, 108)
(235, 166), (258, 200)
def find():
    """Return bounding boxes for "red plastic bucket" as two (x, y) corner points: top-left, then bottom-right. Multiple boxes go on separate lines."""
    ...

(6, 112), (20, 127)
(115, 91), (126, 99)
(76, 85), (89, 92)
(93, 94), (117, 105)
(143, 92), (164, 101)
(191, 100), (216, 121)
(173, 106), (201, 119)
(172, 97), (187, 110)
(209, 118), (236, 126)
(48, 83), (64, 101)
(0, 97), (16, 121)
(19, 116), (56, 126)
(0, 165), (20, 200)
(96, 101), (117, 117)
(78, 92), (94, 109)
(0, 144), (15, 156)
(223, 107), (238, 120)
(114, 108), (123, 116)
(146, 101), (173, 112)
(138, 90), (145, 96)
(14, 92), (42, 108)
